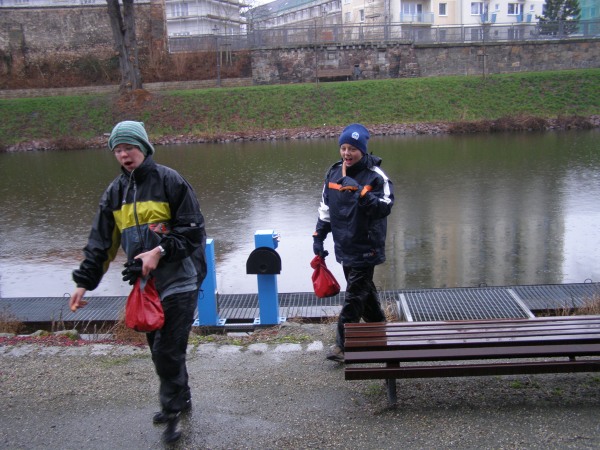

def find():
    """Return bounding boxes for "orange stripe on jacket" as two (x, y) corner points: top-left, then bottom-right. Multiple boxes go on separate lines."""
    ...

(328, 182), (372, 196)
(360, 185), (372, 197)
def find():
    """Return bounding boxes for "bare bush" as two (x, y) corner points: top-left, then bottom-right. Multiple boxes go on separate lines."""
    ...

(577, 294), (600, 315)
(0, 308), (24, 334)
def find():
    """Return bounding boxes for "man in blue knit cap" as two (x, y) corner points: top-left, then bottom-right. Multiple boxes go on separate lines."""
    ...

(312, 123), (394, 362)
(69, 121), (207, 443)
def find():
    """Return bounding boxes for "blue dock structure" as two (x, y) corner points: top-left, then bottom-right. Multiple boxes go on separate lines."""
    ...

(1, 232), (600, 330)
(2, 283), (600, 331)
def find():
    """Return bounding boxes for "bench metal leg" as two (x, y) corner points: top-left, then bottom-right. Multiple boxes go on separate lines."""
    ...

(386, 378), (397, 406)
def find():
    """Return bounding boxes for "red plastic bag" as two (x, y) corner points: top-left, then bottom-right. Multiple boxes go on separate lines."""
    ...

(125, 277), (164, 332)
(310, 255), (341, 298)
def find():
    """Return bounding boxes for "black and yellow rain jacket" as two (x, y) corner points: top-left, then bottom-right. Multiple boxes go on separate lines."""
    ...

(73, 156), (207, 299)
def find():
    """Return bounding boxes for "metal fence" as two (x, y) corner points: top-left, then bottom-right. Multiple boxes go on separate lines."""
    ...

(168, 19), (600, 53)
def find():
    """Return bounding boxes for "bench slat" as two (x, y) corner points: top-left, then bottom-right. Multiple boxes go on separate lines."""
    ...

(347, 330), (600, 348)
(346, 315), (600, 328)
(346, 322), (600, 340)
(346, 332), (600, 352)
(344, 342), (600, 364)
(345, 316), (600, 336)
(345, 359), (600, 380)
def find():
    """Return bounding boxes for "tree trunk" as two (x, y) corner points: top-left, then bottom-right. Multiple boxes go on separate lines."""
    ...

(106, 0), (142, 92)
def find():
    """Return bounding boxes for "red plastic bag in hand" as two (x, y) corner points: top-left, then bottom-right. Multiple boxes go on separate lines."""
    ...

(310, 255), (341, 298)
(125, 277), (164, 332)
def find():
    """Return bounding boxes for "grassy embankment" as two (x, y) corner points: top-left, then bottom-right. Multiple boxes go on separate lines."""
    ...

(1, 68), (599, 149)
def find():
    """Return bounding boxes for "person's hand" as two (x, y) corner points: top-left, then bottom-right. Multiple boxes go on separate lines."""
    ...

(337, 176), (361, 192)
(122, 259), (143, 285)
(313, 238), (329, 258)
(69, 287), (88, 312)
(135, 247), (163, 277)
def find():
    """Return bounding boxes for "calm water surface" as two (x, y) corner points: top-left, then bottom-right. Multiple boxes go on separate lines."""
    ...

(1, 130), (599, 298)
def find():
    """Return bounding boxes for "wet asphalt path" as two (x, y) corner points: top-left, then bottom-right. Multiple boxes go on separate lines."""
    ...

(2, 324), (600, 449)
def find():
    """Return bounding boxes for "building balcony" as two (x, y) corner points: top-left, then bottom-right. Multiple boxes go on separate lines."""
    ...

(399, 12), (434, 24)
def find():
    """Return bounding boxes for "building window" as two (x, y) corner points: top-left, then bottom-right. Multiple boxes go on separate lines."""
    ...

(507, 3), (523, 15)
(439, 3), (447, 16)
(471, 2), (485, 15)
(171, 3), (189, 17)
(359, 9), (365, 21)
(345, 11), (351, 22)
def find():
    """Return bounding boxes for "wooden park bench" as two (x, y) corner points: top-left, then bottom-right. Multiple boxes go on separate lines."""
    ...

(344, 315), (600, 406)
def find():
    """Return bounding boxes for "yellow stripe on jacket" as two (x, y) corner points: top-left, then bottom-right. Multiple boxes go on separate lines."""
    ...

(113, 200), (171, 231)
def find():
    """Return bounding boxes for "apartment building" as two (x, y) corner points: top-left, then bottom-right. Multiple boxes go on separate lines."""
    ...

(344, 0), (547, 25)
(165, 0), (248, 36)
(250, 0), (548, 28)
(580, 0), (600, 20)
(246, 0), (342, 30)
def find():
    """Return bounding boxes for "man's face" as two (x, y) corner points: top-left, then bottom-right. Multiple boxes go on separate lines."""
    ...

(339, 144), (363, 168)
(113, 143), (145, 172)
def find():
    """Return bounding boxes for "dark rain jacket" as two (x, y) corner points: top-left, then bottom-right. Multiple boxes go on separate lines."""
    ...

(72, 156), (207, 299)
(314, 153), (394, 268)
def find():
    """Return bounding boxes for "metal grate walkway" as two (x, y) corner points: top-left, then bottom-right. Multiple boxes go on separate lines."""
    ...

(1, 282), (599, 326)
(398, 287), (533, 322)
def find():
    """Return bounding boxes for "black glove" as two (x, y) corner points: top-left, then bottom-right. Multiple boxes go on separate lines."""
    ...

(313, 237), (329, 258)
(122, 259), (143, 285)
(337, 176), (362, 192)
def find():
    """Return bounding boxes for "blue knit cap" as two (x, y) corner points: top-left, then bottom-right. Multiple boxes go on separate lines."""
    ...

(108, 121), (155, 156)
(338, 123), (369, 154)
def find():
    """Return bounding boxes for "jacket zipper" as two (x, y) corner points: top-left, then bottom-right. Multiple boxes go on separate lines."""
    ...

(130, 171), (146, 252)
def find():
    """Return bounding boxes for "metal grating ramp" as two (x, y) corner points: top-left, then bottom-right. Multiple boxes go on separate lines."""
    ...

(2, 283), (599, 326)
(0, 296), (126, 323)
(398, 287), (533, 322)
(216, 292), (344, 322)
(513, 283), (600, 311)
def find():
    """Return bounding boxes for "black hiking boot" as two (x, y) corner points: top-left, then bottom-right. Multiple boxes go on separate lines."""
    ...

(162, 413), (181, 444)
(326, 345), (345, 363)
(152, 399), (192, 424)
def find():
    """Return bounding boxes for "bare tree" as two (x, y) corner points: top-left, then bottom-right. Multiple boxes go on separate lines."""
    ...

(107, 0), (142, 92)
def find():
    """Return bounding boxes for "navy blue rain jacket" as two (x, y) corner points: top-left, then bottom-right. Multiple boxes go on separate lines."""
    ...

(314, 153), (394, 267)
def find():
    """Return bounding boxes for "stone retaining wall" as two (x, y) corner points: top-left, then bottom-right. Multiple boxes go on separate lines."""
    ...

(252, 39), (600, 84)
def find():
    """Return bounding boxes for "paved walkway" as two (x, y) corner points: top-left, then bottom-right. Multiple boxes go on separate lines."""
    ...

(2, 323), (600, 449)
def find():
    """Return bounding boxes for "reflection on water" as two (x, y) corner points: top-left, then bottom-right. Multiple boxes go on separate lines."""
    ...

(1, 130), (599, 297)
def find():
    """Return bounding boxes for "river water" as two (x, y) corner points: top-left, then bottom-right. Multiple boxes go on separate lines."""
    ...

(1, 130), (599, 298)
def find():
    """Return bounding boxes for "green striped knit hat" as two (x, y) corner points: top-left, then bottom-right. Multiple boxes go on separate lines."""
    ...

(108, 121), (155, 156)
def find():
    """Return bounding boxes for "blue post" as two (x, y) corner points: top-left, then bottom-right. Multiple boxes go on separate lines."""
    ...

(196, 238), (221, 326)
(254, 230), (284, 325)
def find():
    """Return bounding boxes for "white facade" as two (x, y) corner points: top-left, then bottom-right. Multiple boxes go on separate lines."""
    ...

(165, 0), (247, 36)
(247, 0), (342, 30)
(252, 0), (546, 28)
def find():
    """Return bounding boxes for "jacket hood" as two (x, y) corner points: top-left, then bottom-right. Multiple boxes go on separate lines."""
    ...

(365, 153), (382, 168)
(121, 155), (156, 181)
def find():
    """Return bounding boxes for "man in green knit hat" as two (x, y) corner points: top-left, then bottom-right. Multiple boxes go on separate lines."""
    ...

(69, 120), (207, 444)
